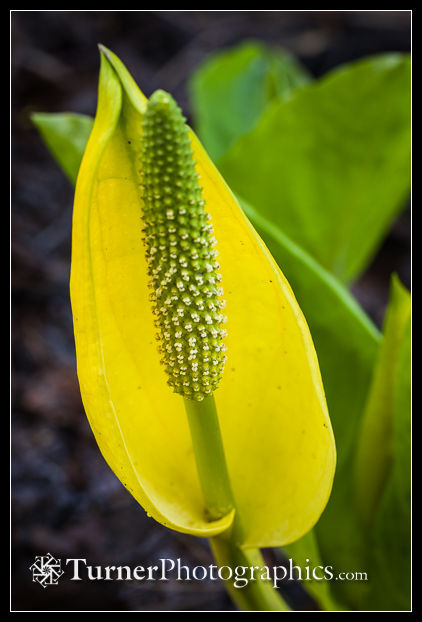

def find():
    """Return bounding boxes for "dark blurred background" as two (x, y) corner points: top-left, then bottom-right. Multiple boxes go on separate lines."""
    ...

(11, 10), (411, 612)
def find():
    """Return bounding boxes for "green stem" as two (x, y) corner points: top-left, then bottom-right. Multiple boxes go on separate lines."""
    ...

(184, 396), (234, 521)
(184, 395), (290, 611)
(210, 531), (290, 611)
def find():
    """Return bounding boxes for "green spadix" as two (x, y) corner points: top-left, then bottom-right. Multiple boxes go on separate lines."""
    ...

(140, 90), (227, 401)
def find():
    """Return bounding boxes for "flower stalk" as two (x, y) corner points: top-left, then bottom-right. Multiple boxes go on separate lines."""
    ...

(184, 394), (290, 610)
(184, 396), (234, 521)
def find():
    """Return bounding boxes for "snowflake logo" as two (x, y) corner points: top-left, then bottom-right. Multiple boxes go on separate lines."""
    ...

(29, 553), (64, 588)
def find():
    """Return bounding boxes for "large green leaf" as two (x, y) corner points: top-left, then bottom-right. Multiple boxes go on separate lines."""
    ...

(217, 54), (411, 283)
(189, 40), (310, 162)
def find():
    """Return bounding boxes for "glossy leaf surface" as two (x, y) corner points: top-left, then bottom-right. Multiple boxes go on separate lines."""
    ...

(212, 54), (410, 283)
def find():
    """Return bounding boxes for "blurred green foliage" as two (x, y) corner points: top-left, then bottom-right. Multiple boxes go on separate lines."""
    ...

(192, 44), (410, 283)
(189, 40), (311, 161)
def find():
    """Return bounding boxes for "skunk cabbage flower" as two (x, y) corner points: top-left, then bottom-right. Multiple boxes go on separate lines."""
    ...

(70, 46), (336, 548)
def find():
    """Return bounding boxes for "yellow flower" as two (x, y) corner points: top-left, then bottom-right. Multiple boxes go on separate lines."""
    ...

(70, 45), (336, 549)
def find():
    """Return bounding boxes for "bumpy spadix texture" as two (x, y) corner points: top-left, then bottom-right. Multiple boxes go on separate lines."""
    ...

(140, 90), (227, 401)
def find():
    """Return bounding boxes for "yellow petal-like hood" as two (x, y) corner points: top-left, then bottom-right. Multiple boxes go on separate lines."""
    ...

(70, 47), (335, 547)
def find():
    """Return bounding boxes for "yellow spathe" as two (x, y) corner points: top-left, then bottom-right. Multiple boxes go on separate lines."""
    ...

(70, 46), (336, 548)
